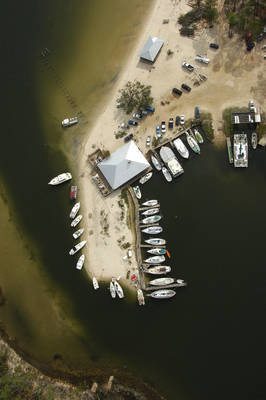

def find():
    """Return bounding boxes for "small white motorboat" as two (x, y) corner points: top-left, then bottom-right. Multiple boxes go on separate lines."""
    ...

(141, 208), (159, 216)
(137, 289), (145, 305)
(144, 255), (165, 264)
(147, 248), (166, 255)
(251, 132), (257, 149)
(186, 132), (200, 154)
(139, 172), (153, 185)
(110, 281), (116, 298)
(141, 226), (163, 235)
(93, 277), (99, 290)
(71, 215), (82, 228)
(114, 280), (124, 298)
(145, 238), (166, 245)
(162, 167), (172, 182)
(149, 277), (175, 286)
(76, 254), (85, 270)
(133, 185), (142, 200)
(193, 128), (204, 144)
(144, 265), (171, 275)
(73, 228), (84, 239)
(142, 200), (158, 207)
(69, 240), (87, 255)
(141, 215), (161, 224)
(147, 289), (176, 299)
(70, 202), (80, 219)
(151, 155), (162, 171)
(62, 117), (78, 127)
(173, 138), (189, 159)
(48, 172), (72, 185)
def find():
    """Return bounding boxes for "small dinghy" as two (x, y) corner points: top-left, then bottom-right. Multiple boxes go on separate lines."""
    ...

(71, 215), (82, 228)
(76, 254), (85, 270)
(139, 172), (153, 185)
(70, 202), (80, 219)
(133, 185), (142, 199)
(93, 277), (99, 290)
(110, 281), (116, 298)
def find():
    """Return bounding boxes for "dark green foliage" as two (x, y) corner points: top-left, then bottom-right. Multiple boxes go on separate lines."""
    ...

(178, 0), (218, 36)
(180, 26), (195, 36)
(117, 81), (153, 114)
(200, 112), (214, 141)
(178, 9), (204, 26)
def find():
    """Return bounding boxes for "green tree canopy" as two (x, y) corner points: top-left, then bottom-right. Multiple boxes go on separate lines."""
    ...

(117, 80), (153, 114)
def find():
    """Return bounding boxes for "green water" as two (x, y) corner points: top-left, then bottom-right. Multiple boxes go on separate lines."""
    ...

(1, 2), (266, 400)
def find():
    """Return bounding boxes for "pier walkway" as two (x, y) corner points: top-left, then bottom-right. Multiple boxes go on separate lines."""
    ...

(226, 137), (233, 164)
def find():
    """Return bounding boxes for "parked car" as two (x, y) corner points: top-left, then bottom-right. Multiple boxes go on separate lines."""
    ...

(195, 55), (210, 64)
(168, 118), (174, 129)
(195, 106), (200, 119)
(182, 61), (194, 72)
(175, 116), (180, 126)
(120, 122), (129, 129)
(161, 121), (166, 133)
(180, 115), (185, 125)
(124, 134), (133, 142)
(247, 42), (255, 51)
(140, 110), (148, 116)
(145, 105), (155, 112)
(257, 33), (263, 42)
(128, 120), (138, 126)
(172, 88), (182, 96)
(156, 125), (161, 138)
(146, 136), (151, 147)
(133, 113), (142, 119)
(210, 43), (219, 49)
(181, 83), (191, 92)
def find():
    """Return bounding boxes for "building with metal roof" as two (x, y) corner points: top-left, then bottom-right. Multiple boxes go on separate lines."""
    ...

(98, 141), (150, 190)
(139, 36), (164, 63)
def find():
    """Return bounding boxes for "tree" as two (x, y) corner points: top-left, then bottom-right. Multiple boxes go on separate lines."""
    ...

(228, 12), (238, 27)
(116, 81), (153, 114)
(205, 7), (218, 23)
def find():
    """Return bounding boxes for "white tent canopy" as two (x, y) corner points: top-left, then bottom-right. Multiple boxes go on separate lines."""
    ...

(98, 141), (150, 190)
(139, 36), (164, 62)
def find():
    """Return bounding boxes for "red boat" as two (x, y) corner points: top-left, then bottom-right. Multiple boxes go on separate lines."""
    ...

(70, 186), (77, 200)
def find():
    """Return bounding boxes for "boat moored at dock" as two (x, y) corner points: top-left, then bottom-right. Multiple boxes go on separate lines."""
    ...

(70, 202), (80, 219)
(234, 133), (248, 168)
(110, 281), (116, 298)
(144, 255), (165, 264)
(145, 238), (166, 245)
(62, 117), (78, 127)
(48, 172), (72, 185)
(114, 280), (124, 298)
(147, 289), (176, 299)
(173, 138), (189, 159)
(76, 254), (85, 270)
(251, 132), (257, 149)
(133, 185), (142, 199)
(141, 215), (161, 224)
(141, 207), (159, 216)
(144, 265), (171, 275)
(186, 132), (200, 154)
(71, 214), (82, 227)
(142, 199), (158, 207)
(151, 154), (162, 171)
(149, 277), (175, 286)
(193, 128), (204, 144)
(69, 240), (87, 255)
(73, 228), (84, 239)
(142, 226), (163, 235)
(162, 166), (172, 182)
(93, 277), (99, 290)
(137, 289), (145, 305)
(139, 172), (153, 184)
(160, 146), (184, 177)
(147, 248), (166, 255)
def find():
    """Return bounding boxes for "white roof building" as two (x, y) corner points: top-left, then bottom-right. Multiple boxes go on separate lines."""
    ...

(98, 141), (150, 190)
(139, 36), (164, 62)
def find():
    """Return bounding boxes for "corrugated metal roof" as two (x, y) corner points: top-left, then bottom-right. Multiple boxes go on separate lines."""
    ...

(139, 36), (164, 62)
(98, 142), (150, 190)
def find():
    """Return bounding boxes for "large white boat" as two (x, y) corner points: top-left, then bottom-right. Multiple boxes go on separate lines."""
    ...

(162, 166), (172, 182)
(69, 240), (87, 255)
(234, 133), (248, 168)
(110, 281), (116, 298)
(48, 172), (72, 185)
(147, 248), (166, 255)
(142, 207), (159, 216)
(139, 172), (153, 185)
(71, 214), (82, 227)
(114, 280), (124, 298)
(70, 202), (80, 219)
(173, 138), (189, 159)
(151, 154), (162, 171)
(144, 266), (171, 275)
(133, 185), (142, 199)
(142, 200), (158, 207)
(149, 277), (175, 286)
(137, 289), (145, 306)
(73, 228), (84, 240)
(186, 132), (200, 154)
(193, 128), (204, 144)
(147, 289), (176, 299)
(144, 255), (165, 264)
(76, 254), (85, 270)
(62, 117), (78, 127)
(251, 132), (257, 149)
(93, 277), (99, 290)
(145, 238), (166, 245)
(142, 226), (163, 235)
(141, 215), (161, 224)
(160, 146), (184, 177)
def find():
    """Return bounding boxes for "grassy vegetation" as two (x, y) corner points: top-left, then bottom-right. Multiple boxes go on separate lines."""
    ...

(222, 107), (248, 137)
(115, 130), (127, 139)
(256, 114), (266, 140)
(200, 112), (215, 141)
(121, 188), (129, 207)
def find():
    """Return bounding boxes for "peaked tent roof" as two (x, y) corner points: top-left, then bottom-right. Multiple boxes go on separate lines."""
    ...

(139, 36), (164, 62)
(98, 141), (150, 190)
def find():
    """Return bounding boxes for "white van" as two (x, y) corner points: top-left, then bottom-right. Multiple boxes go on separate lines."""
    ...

(195, 55), (210, 64)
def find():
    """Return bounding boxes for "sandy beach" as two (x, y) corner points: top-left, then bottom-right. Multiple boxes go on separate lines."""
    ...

(79, 0), (265, 290)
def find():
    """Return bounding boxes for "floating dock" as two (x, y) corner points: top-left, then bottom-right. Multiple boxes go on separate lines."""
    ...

(226, 137), (233, 164)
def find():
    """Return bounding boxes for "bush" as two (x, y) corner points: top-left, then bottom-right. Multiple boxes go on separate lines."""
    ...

(200, 112), (214, 141)
(116, 81), (153, 114)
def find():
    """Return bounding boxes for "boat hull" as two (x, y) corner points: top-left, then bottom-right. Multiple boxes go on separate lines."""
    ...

(149, 277), (174, 286)
(76, 254), (85, 270)
(69, 240), (87, 256)
(148, 289), (176, 299)
(162, 167), (172, 182)
(144, 255), (165, 264)
(71, 215), (82, 227)
(48, 172), (72, 185)
(147, 248), (166, 255)
(142, 226), (163, 235)
(151, 155), (161, 171)
(141, 208), (159, 216)
(145, 238), (166, 245)
(142, 200), (158, 207)
(144, 266), (171, 274)
(139, 172), (153, 184)
(141, 215), (161, 224)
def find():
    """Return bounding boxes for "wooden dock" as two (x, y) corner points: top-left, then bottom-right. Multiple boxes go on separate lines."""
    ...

(144, 283), (187, 291)
(140, 244), (166, 248)
(226, 137), (233, 164)
(139, 204), (160, 211)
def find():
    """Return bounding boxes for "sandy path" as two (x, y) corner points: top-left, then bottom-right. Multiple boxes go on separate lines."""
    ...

(79, 0), (265, 290)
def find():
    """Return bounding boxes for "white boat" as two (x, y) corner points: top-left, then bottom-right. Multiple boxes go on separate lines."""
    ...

(144, 266), (171, 275)
(176, 279), (187, 287)
(92, 277), (99, 290)
(137, 289), (145, 305)
(142, 200), (158, 207)
(114, 280), (124, 298)
(147, 289), (176, 299)
(61, 117), (78, 127)
(186, 132), (200, 154)
(149, 277), (175, 286)
(71, 214), (82, 227)
(160, 146), (184, 177)
(145, 238), (166, 245)
(73, 228), (84, 239)
(141, 215), (161, 224)
(142, 226), (163, 235)
(76, 254), (85, 270)
(193, 128), (204, 144)
(70, 202), (80, 219)
(173, 138), (189, 159)
(151, 154), (162, 171)
(144, 255), (165, 264)
(141, 208), (159, 216)
(48, 172), (72, 185)
(133, 185), (142, 199)
(147, 248), (166, 255)
(251, 132), (257, 149)
(162, 167), (172, 182)
(69, 240), (87, 255)
(110, 281), (116, 298)
(139, 172), (153, 185)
